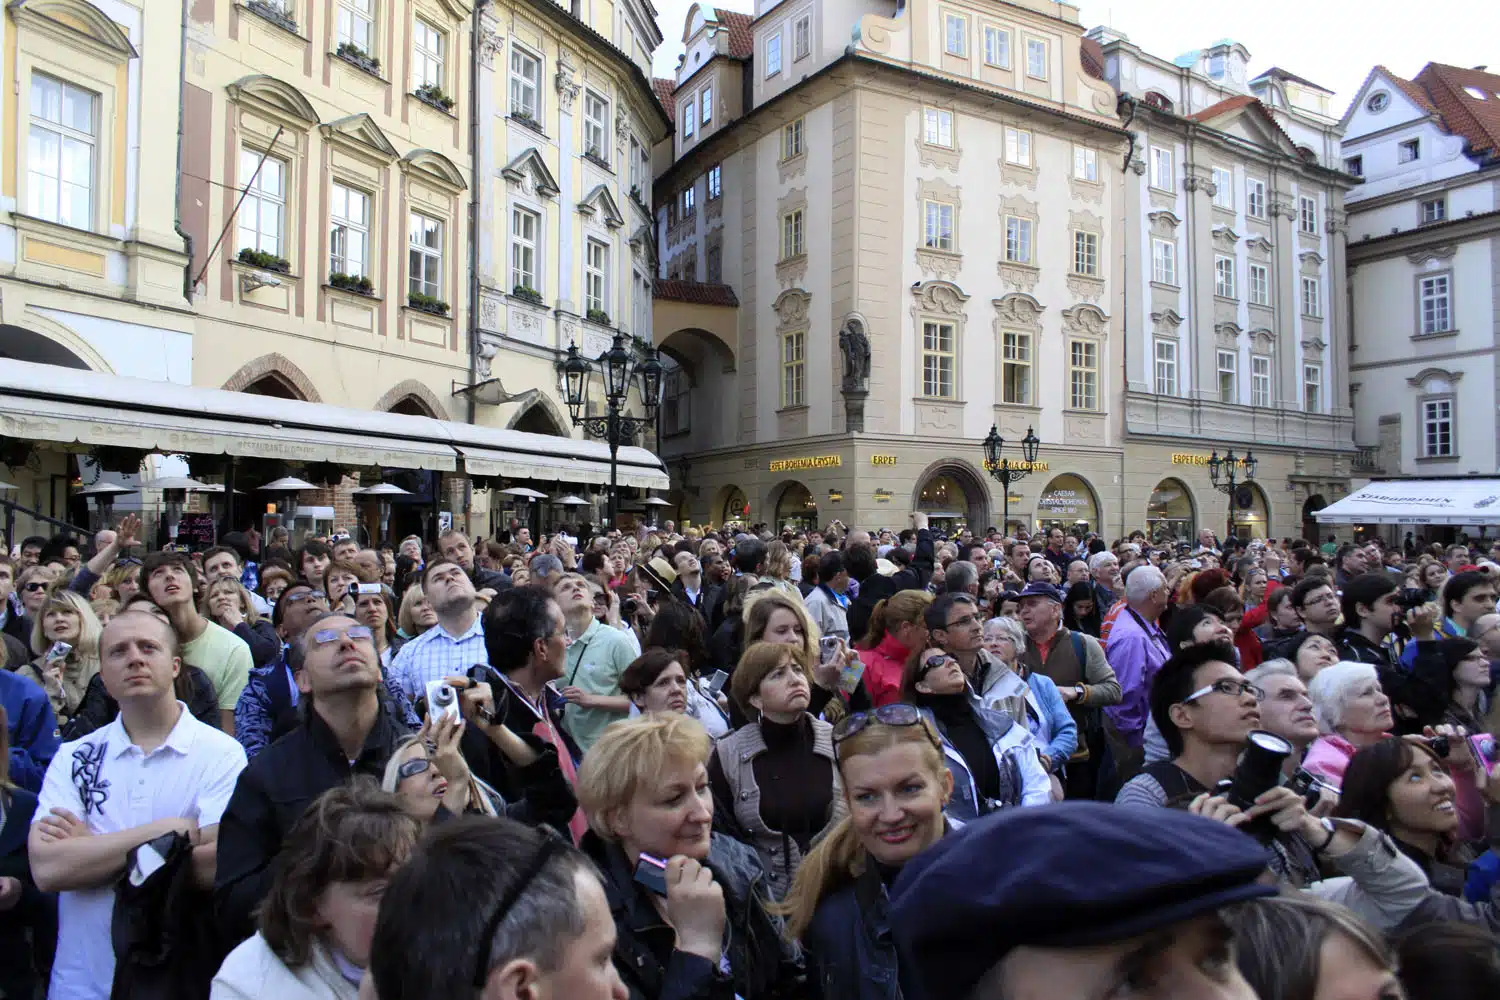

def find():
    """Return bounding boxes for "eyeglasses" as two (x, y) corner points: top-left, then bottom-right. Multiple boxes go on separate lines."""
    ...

(832, 703), (939, 750)
(1182, 679), (1265, 705)
(471, 836), (565, 988)
(396, 757), (431, 780)
(284, 590), (329, 605)
(22, 582), (48, 592)
(940, 613), (982, 630)
(311, 624), (374, 645)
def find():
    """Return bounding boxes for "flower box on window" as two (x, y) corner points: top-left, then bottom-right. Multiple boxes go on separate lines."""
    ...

(237, 247), (291, 273)
(629, 186), (649, 212)
(335, 42), (382, 76)
(330, 272), (374, 295)
(509, 108), (544, 134)
(414, 82), (456, 112)
(245, 0), (298, 33)
(584, 149), (611, 171)
(586, 308), (612, 327)
(408, 292), (450, 315)
(511, 285), (543, 305)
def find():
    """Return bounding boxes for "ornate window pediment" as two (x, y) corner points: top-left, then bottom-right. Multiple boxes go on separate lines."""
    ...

(1406, 366), (1463, 390)
(227, 74), (319, 128)
(501, 148), (560, 198)
(993, 292), (1045, 330)
(1148, 209), (1182, 233)
(1214, 321), (1243, 346)
(913, 280), (970, 316)
(578, 184), (625, 228)
(1151, 308), (1184, 335)
(774, 288), (811, 332)
(11, 0), (137, 60)
(400, 148), (467, 193)
(1248, 327), (1275, 350)
(1211, 224), (1240, 246)
(1246, 235), (1274, 254)
(1063, 303), (1109, 337)
(320, 113), (398, 162)
(630, 223), (657, 267)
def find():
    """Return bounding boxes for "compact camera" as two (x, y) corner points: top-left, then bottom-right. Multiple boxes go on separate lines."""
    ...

(425, 679), (462, 722)
(819, 635), (842, 665)
(354, 582), (385, 595)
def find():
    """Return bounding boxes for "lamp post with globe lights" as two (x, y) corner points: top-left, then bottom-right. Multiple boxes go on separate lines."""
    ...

(559, 334), (664, 527)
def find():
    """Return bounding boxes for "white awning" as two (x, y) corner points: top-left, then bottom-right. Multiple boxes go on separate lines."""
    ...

(1314, 479), (1500, 526)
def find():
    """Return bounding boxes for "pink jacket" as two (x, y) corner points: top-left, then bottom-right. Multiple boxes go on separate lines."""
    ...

(1303, 733), (1358, 789)
(862, 632), (915, 707)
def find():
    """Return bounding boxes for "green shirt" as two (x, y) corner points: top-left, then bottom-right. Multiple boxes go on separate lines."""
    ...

(561, 619), (636, 753)
(181, 619), (254, 710)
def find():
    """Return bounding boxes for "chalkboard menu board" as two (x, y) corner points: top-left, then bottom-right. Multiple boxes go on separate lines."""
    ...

(177, 513), (217, 549)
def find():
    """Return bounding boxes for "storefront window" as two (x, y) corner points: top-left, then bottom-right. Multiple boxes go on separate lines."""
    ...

(1147, 478), (1196, 545)
(1230, 482), (1270, 540)
(775, 482), (817, 531)
(918, 473), (971, 535)
(1035, 474), (1098, 534)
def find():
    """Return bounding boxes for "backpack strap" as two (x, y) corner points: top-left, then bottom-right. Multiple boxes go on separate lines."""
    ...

(1141, 761), (1207, 809)
(1069, 631), (1087, 671)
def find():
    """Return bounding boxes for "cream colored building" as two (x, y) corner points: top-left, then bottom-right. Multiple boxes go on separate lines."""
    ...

(653, 1), (1132, 536)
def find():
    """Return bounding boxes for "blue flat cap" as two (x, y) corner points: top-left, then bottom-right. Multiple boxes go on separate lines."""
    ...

(1017, 580), (1063, 603)
(890, 802), (1274, 998)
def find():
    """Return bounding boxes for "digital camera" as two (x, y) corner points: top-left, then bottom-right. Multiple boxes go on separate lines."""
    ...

(425, 679), (462, 722)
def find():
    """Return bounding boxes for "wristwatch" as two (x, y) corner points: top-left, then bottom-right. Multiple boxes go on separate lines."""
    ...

(1073, 684), (1086, 702)
(1312, 816), (1337, 853)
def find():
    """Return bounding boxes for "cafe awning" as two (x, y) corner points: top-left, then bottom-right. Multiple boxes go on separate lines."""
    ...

(1313, 479), (1500, 526)
(0, 359), (668, 488)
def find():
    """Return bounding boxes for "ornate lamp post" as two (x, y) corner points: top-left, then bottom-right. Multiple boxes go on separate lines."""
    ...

(1207, 449), (1258, 542)
(561, 334), (664, 527)
(982, 424), (1041, 536)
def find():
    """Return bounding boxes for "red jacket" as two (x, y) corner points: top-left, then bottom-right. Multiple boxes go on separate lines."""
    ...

(863, 632), (916, 707)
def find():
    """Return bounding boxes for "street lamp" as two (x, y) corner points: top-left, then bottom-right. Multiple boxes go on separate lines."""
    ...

(560, 334), (664, 527)
(982, 424), (1041, 535)
(1207, 448), (1258, 542)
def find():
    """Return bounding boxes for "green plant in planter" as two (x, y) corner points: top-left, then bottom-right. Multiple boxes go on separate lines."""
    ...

(237, 247), (290, 273)
(330, 272), (374, 294)
(586, 308), (612, 326)
(512, 284), (543, 305)
(415, 82), (456, 111)
(408, 291), (450, 315)
(336, 41), (380, 73)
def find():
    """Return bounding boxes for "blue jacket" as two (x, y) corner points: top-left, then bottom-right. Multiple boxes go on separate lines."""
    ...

(0, 668), (60, 793)
(1465, 849), (1500, 905)
(804, 864), (909, 1000)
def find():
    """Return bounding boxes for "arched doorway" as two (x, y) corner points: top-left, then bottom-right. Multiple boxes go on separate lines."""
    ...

(772, 481), (818, 531)
(1147, 478), (1197, 545)
(1036, 474), (1100, 535)
(1302, 494), (1327, 545)
(0, 324), (93, 368)
(1231, 481), (1271, 540)
(718, 485), (748, 527)
(913, 461), (989, 535)
(511, 399), (570, 436)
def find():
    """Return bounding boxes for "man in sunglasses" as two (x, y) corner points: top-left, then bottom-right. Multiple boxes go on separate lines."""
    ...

(229, 582), (332, 759)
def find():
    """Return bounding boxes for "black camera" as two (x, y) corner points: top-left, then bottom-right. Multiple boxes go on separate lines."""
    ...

(622, 597), (640, 617)
(1396, 588), (1430, 611)
(1220, 730), (1294, 812)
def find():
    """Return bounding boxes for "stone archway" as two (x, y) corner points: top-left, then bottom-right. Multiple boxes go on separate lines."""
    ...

(911, 459), (990, 533)
(222, 353), (322, 402)
(507, 394), (571, 436)
(0, 321), (107, 371)
(1148, 478), (1198, 545)
(374, 379), (446, 418)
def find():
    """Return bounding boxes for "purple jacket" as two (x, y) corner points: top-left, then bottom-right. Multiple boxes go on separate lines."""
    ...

(1103, 607), (1170, 747)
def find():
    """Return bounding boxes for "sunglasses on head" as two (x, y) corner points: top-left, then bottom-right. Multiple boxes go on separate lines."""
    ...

(832, 703), (940, 749)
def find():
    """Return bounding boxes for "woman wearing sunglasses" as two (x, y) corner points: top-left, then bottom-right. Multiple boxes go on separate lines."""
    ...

(381, 712), (497, 822)
(778, 704), (953, 1000)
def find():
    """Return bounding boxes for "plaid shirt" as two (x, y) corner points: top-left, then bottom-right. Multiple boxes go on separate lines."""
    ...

(390, 616), (487, 701)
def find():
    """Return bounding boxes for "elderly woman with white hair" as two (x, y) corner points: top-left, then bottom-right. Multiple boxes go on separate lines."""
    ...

(1302, 661), (1395, 790)
(979, 616), (1077, 785)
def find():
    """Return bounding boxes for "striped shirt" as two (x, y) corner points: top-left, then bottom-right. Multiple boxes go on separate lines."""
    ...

(390, 616), (486, 701)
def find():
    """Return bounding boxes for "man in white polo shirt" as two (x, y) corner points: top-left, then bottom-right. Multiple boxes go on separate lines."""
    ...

(28, 611), (247, 1000)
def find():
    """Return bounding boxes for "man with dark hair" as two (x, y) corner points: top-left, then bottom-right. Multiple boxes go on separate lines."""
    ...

(731, 536), (768, 577)
(844, 543), (888, 644)
(1289, 577), (1340, 636)
(804, 549), (851, 640)
(1445, 543), (1472, 575)
(295, 540), (332, 586)
(1337, 572), (1447, 731)
(18, 536), (46, 569)
(1441, 570), (1497, 638)
(438, 527), (512, 593)
(1006, 540), (1032, 581)
(1285, 545), (1324, 583)
(1333, 543), (1367, 589)
(390, 558), (484, 702)
(143, 550), (252, 735)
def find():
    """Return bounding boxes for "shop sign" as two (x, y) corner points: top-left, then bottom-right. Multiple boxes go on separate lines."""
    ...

(1038, 490), (1085, 514)
(1172, 453), (1250, 466)
(983, 460), (1049, 472)
(768, 454), (842, 472)
(874, 489), (893, 503)
(870, 454), (898, 466)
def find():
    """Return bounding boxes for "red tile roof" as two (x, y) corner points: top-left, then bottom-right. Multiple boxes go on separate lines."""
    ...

(1188, 94), (1300, 152)
(652, 77), (676, 120)
(653, 279), (740, 307)
(1415, 63), (1500, 156)
(1080, 37), (1105, 81)
(714, 9), (754, 60)
(1376, 65), (1438, 116)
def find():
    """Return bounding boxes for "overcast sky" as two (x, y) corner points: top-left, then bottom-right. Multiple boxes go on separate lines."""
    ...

(649, 0), (1500, 116)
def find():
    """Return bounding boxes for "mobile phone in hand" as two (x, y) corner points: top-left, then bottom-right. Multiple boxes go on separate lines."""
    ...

(633, 852), (669, 895)
(705, 670), (729, 697)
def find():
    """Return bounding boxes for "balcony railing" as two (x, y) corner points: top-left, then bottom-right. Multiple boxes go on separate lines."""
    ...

(1352, 446), (1383, 474)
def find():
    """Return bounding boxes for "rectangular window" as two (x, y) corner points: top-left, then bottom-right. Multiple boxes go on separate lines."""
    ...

(706, 243), (722, 283)
(1154, 340), (1178, 396)
(1420, 198), (1446, 224)
(793, 16), (810, 60)
(1069, 340), (1098, 410)
(1301, 276), (1321, 317)
(1004, 216), (1033, 264)
(780, 209), (804, 260)
(944, 13), (967, 57)
(1026, 37), (1047, 79)
(1249, 263), (1269, 306)
(408, 212), (443, 299)
(329, 182), (369, 278)
(28, 74), (97, 229)
(782, 330), (805, 407)
(1303, 364), (1322, 412)
(237, 149), (285, 257)
(1001, 331), (1031, 404)
(1299, 195), (1318, 235)
(924, 200), (954, 251)
(413, 19), (446, 89)
(782, 118), (804, 159)
(1399, 139), (1420, 163)
(1419, 274), (1451, 334)
(1214, 255), (1236, 298)
(585, 90), (609, 160)
(681, 185), (695, 218)
(1073, 145), (1098, 182)
(1150, 146), (1174, 191)
(1073, 231), (1099, 275)
(629, 137), (643, 194)
(510, 47), (541, 118)
(1251, 356), (1271, 407)
(585, 238), (609, 315)
(701, 85), (713, 124)
(1216, 350), (1238, 404)
(337, 0), (374, 53)
(923, 108), (954, 148)
(1212, 166), (1234, 209)
(766, 33), (782, 76)
(707, 164), (722, 200)
(510, 206), (539, 292)
(1344, 155), (1363, 176)
(681, 96), (695, 139)
(1004, 126), (1031, 166)
(922, 321), (956, 398)
(983, 26), (1010, 68)
(1247, 178), (1266, 218)
(1151, 238), (1176, 285)
(1423, 398), (1454, 457)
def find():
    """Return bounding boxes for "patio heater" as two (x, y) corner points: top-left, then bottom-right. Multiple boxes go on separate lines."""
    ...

(76, 482), (135, 532)
(352, 482), (412, 546)
(498, 486), (548, 541)
(258, 476), (322, 542)
(144, 476), (211, 544)
(641, 495), (672, 528)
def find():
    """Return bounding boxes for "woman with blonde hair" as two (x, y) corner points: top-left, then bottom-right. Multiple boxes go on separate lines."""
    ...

(101, 561), (142, 604)
(395, 583), (437, 639)
(778, 705), (953, 998)
(19, 590), (100, 725)
(202, 577), (281, 668)
(380, 717), (497, 822)
(858, 590), (932, 708)
(763, 540), (803, 599)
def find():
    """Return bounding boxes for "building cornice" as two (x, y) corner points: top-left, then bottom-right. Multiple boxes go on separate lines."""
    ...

(1346, 169), (1495, 213)
(1346, 207), (1500, 263)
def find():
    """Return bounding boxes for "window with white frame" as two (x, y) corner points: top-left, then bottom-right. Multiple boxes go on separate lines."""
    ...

(923, 108), (954, 148)
(701, 85), (713, 124)
(782, 330), (805, 406)
(329, 183), (369, 278)
(1398, 139), (1420, 163)
(1344, 155), (1363, 176)
(681, 185), (695, 219)
(28, 74), (97, 229)
(1073, 145), (1098, 182)
(1299, 196), (1318, 235)
(1001, 331), (1031, 404)
(1004, 126), (1031, 166)
(1216, 350), (1237, 404)
(510, 46), (541, 118)
(944, 13), (967, 57)
(1422, 397), (1454, 457)
(1419, 274), (1452, 334)
(983, 26), (1010, 68)
(1004, 215), (1033, 264)
(628, 137), (643, 194)
(707, 164), (722, 200)
(1251, 356), (1271, 407)
(1151, 238), (1176, 285)
(1248, 263), (1269, 306)
(780, 209), (804, 260)
(585, 90), (609, 160)
(337, 0), (374, 53)
(1247, 178), (1266, 218)
(1069, 340), (1098, 410)
(765, 32), (782, 76)
(1420, 198), (1446, 224)
(681, 96), (695, 140)
(1073, 231), (1099, 276)
(1301, 276), (1321, 317)
(413, 19), (445, 89)
(794, 16), (810, 60)
(408, 212), (443, 299)
(1026, 37), (1047, 78)
(922, 321), (956, 398)
(1154, 340), (1178, 396)
(782, 118), (804, 159)
(924, 200), (954, 251)
(1150, 146), (1174, 191)
(1212, 166), (1233, 209)
(237, 149), (285, 258)
(1303, 364), (1321, 412)
(510, 206), (539, 292)
(585, 238), (609, 316)
(1214, 255), (1236, 298)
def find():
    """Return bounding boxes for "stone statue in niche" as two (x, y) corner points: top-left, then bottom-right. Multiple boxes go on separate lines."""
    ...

(839, 318), (871, 390)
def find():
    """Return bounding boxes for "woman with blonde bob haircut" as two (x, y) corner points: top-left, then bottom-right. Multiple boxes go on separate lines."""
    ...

(396, 583), (437, 638)
(778, 705), (953, 998)
(20, 590), (101, 725)
(574, 714), (795, 1000)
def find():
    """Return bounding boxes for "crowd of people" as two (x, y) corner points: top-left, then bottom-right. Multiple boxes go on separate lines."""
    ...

(3, 511), (1500, 998)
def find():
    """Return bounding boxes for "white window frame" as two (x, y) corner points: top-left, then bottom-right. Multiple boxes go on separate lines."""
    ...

(1247, 178), (1266, 219)
(1216, 349), (1238, 404)
(1001, 331), (1031, 405)
(680, 185), (695, 219)
(1303, 363), (1322, 412)
(923, 107), (954, 148)
(1025, 37), (1047, 79)
(1422, 397), (1455, 457)
(1301, 276), (1322, 318)
(336, 0), (375, 54)
(1069, 339), (1098, 410)
(1073, 145), (1098, 182)
(1212, 166), (1234, 209)
(782, 330), (806, 407)
(585, 238), (610, 316)
(412, 19), (445, 90)
(584, 90), (610, 161)
(510, 205), (540, 293)
(780, 209), (804, 260)
(28, 73), (97, 230)
(765, 32), (782, 77)
(408, 211), (444, 299)
(1151, 237), (1176, 285)
(1248, 263), (1269, 306)
(1419, 274), (1452, 334)
(1299, 195), (1318, 235)
(510, 45), (541, 119)
(1004, 215), (1033, 264)
(1214, 255), (1236, 298)
(706, 164), (722, 200)
(1154, 339), (1178, 396)
(1004, 126), (1031, 166)
(793, 15), (811, 61)
(1420, 197), (1446, 224)
(237, 148), (286, 259)
(781, 118), (804, 159)
(681, 95), (695, 140)
(1398, 138), (1420, 163)
(983, 26), (1010, 68)
(329, 182), (369, 279)
(1150, 146), (1174, 191)
(1072, 230), (1099, 276)
(1251, 356), (1271, 407)
(924, 199), (954, 251)
(922, 320), (957, 398)
(700, 85), (713, 125)
(944, 13), (968, 57)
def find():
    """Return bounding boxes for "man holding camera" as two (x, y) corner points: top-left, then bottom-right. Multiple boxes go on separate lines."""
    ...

(390, 559), (486, 703)
(1335, 573), (1448, 731)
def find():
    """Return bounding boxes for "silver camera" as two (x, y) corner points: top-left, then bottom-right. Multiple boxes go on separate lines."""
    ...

(425, 679), (461, 722)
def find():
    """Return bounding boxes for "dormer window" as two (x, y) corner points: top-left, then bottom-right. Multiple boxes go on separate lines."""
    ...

(1143, 91), (1174, 113)
(1207, 53), (1225, 78)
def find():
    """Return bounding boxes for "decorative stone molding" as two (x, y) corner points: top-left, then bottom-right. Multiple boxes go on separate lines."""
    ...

(1269, 199), (1298, 222)
(912, 280), (970, 316)
(997, 158), (1037, 190)
(1248, 328), (1275, 351)
(615, 107), (630, 146)
(705, 197), (723, 222)
(1151, 309), (1184, 336)
(1069, 209), (1103, 233)
(477, 16), (504, 68)
(993, 292), (1045, 331)
(1065, 412), (1105, 439)
(916, 248), (963, 281)
(1062, 303), (1109, 337)
(778, 152), (806, 184)
(919, 176), (963, 209)
(1128, 158), (1146, 176)
(999, 193), (1038, 219)
(773, 288), (811, 332)
(917, 135), (963, 172)
(776, 255), (808, 287)
(1214, 321), (1242, 347)
(1405, 245), (1457, 265)
(1148, 209), (1181, 234)
(1324, 210), (1349, 235)
(1301, 336), (1327, 355)
(1068, 176), (1104, 204)
(222, 353), (322, 402)
(1066, 274), (1105, 303)
(1246, 235), (1274, 255)
(478, 288), (502, 331)
(555, 50), (581, 111)
(1148, 187), (1176, 211)
(1298, 250), (1324, 273)
(997, 262), (1040, 294)
(914, 400), (965, 433)
(502, 148), (561, 198)
(1406, 366), (1463, 388)
(1211, 224), (1240, 247)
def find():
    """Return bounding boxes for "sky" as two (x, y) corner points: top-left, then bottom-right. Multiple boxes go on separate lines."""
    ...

(648, 0), (1500, 116)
